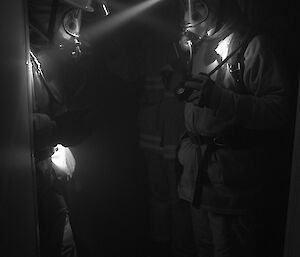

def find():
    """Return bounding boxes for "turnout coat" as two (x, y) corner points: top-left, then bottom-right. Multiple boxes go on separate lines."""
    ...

(177, 25), (292, 214)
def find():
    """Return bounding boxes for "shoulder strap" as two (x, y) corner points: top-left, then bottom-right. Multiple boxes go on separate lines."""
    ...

(228, 31), (257, 94)
(30, 51), (63, 104)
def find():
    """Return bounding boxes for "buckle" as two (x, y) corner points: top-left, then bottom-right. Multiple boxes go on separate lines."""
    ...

(228, 62), (241, 73)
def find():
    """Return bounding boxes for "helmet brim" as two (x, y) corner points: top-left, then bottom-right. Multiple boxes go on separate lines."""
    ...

(63, 0), (94, 12)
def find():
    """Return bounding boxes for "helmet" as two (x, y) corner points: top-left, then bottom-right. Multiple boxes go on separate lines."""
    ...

(28, 0), (95, 101)
(28, 0), (94, 45)
(63, 0), (94, 12)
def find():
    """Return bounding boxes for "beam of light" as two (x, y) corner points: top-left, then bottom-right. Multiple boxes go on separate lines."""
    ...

(82, 0), (163, 42)
(188, 0), (192, 24)
(101, 0), (174, 34)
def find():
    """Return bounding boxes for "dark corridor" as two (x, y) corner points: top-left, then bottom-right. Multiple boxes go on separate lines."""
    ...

(1, 0), (299, 257)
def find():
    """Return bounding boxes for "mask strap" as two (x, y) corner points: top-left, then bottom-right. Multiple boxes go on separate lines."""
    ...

(207, 38), (245, 78)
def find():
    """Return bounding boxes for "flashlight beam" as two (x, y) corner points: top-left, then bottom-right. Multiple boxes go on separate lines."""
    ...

(82, 0), (163, 42)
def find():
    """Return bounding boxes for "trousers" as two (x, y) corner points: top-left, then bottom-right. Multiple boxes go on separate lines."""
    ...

(190, 205), (258, 257)
(36, 159), (77, 257)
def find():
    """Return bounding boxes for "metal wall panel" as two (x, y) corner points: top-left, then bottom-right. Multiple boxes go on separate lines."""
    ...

(284, 71), (300, 257)
(0, 0), (39, 256)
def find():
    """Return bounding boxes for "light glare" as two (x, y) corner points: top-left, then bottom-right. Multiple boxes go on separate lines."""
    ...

(51, 144), (76, 179)
(82, 0), (162, 42)
(102, 4), (109, 16)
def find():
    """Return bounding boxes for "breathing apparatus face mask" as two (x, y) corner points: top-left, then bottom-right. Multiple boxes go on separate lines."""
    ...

(28, 1), (93, 100)
(57, 1), (110, 59)
(63, 8), (82, 38)
(29, 0), (96, 59)
(180, 0), (209, 43)
(58, 7), (83, 59)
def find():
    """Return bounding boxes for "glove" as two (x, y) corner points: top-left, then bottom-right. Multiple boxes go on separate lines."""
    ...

(176, 73), (214, 106)
(54, 107), (94, 146)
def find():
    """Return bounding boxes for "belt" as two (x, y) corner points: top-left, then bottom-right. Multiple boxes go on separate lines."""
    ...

(184, 129), (283, 208)
(186, 132), (227, 148)
(186, 129), (278, 149)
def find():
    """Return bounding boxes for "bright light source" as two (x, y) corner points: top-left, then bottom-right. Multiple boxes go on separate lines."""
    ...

(215, 34), (233, 61)
(30, 51), (42, 74)
(102, 3), (110, 16)
(51, 144), (76, 179)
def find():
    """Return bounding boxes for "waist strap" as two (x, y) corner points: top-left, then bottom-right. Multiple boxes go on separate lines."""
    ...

(186, 129), (281, 149)
(185, 129), (283, 209)
(185, 132), (227, 148)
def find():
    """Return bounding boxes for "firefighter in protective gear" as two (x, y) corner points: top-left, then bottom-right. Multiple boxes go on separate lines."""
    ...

(28, 0), (94, 256)
(137, 28), (187, 255)
(175, 0), (293, 256)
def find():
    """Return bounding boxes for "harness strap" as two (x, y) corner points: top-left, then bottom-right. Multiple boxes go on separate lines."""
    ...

(207, 43), (243, 78)
(228, 31), (257, 94)
(182, 132), (222, 209)
(207, 31), (257, 92)
(187, 127), (279, 209)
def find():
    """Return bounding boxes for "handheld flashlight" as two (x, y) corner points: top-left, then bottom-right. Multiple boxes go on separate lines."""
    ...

(99, 0), (110, 16)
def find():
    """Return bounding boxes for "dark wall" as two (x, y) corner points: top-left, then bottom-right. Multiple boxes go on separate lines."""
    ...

(0, 0), (39, 256)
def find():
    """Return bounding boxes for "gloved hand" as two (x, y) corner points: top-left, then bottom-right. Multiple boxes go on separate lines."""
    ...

(54, 107), (94, 147)
(176, 72), (214, 106)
